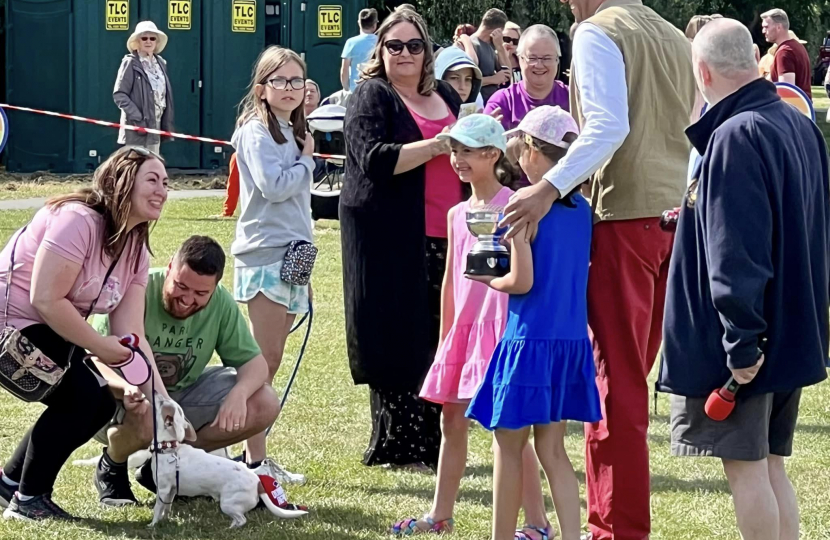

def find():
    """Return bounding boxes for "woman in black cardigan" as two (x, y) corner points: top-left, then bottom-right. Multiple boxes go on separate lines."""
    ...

(342, 8), (464, 469)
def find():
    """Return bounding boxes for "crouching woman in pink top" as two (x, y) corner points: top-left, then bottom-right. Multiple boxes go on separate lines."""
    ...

(0, 146), (169, 521)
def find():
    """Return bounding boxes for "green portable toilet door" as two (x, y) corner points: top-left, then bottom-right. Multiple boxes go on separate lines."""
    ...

(73, 0), (141, 173)
(200, 0), (264, 169)
(5, 0), (73, 172)
(140, 0), (202, 169)
(289, 0), (364, 100)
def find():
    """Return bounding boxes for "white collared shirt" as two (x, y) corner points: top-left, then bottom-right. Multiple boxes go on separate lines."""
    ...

(543, 23), (630, 195)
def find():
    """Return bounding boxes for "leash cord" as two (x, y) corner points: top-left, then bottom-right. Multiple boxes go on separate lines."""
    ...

(119, 342), (179, 506)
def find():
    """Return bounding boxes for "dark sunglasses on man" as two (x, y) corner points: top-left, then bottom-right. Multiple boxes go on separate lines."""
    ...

(383, 38), (426, 56)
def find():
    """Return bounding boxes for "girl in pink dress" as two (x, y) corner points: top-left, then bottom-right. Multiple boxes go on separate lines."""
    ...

(392, 114), (551, 539)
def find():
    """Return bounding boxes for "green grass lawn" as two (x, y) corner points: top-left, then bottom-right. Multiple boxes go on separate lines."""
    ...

(0, 197), (827, 539)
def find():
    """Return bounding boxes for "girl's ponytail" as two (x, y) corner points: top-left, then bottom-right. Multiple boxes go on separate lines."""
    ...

(494, 153), (521, 190)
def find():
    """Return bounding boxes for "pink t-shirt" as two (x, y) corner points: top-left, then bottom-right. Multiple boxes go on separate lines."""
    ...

(0, 203), (150, 330)
(409, 105), (461, 238)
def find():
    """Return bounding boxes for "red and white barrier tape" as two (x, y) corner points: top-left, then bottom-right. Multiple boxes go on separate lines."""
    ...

(0, 103), (347, 161)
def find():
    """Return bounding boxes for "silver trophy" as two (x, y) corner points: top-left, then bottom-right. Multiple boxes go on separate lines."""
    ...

(465, 205), (510, 277)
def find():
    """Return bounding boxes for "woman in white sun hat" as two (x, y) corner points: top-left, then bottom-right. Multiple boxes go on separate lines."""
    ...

(113, 21), (175, 154)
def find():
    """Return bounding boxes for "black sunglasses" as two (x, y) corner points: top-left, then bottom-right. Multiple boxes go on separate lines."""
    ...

(383, 38), (426, 56)
(127, 146), (165, 163)
(502, 36), (518, 45)
(141, 36), (157, 42)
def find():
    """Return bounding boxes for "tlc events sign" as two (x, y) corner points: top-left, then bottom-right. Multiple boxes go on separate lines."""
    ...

(169, 0), (192, 30)
(106, 0), (129, 30)
(232, 0), (257, 33)
(318, 5), (342, 38)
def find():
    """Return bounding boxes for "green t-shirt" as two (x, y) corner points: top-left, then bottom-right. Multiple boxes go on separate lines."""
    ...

(93, 268), (261, 392)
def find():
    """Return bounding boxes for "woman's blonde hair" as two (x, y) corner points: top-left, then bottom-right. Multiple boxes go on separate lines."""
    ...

(47, 146), (161, 264)
(360, 9), (437, 96)
(505, 21), (522, 35)
(237, 46), (307, 147)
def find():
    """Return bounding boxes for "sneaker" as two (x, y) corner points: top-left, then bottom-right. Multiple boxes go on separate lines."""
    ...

(255, 459), (306, 486)
(3, 493), (79, 521)
(95, 449), (137, 507)
(133, 458), (157, 494)
(0, 471), (18, 509)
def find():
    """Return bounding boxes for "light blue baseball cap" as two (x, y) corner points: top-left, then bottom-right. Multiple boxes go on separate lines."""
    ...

(437, 113), (507, 154)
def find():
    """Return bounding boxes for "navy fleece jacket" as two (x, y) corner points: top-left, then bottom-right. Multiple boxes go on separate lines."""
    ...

(658, 79), (830, 398)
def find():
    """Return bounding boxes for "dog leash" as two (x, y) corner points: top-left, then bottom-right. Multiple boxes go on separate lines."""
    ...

(116, 338), (180, 505)
(267, 303), (313, 436)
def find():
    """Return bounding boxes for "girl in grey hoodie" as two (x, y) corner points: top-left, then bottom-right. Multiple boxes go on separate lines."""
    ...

(230, 46), (314, 481)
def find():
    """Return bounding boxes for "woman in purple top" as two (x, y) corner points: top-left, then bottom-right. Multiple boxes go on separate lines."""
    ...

(485, 24), (568, 132)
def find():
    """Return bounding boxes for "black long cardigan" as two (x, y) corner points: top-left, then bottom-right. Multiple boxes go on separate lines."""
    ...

(341, 77), (463, 391)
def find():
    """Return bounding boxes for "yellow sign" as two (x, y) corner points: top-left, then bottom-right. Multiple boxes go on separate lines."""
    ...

(318, 6), (342, 38)
(232, 0), (256, 33)
(106, 0), (129, 31)
(169, 0), (191, 30)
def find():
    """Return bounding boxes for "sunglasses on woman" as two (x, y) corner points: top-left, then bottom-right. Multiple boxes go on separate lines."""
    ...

(383, 38), (426, 56)
(127, 146), (165, 163)
(266, 77), (307, 91)
(141, 36), (157, 42)
(502, 36), (519, 45)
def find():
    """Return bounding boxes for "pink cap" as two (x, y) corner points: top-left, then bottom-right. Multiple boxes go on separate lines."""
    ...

(504, 105), (579, 149)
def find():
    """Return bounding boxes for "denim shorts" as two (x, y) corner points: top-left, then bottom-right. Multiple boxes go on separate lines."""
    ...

(234, 260), (309, 314)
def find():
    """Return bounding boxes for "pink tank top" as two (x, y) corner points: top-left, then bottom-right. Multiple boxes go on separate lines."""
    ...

(409, 104), (460, 238)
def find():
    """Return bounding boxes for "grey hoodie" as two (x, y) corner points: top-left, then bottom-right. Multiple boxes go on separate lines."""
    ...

(230, 118), (314, 267)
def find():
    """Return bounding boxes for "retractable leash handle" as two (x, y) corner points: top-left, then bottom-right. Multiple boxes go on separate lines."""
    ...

(109, 334), (152, 387)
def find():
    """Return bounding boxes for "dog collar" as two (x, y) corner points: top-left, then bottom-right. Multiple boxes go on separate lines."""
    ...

(152, 441), (179, 453)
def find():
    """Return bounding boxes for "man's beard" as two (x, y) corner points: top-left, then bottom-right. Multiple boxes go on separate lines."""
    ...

(162, 294), (202, 320)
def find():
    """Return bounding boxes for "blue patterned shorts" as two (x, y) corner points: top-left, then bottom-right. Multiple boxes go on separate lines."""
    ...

(234, 260), (310, 314)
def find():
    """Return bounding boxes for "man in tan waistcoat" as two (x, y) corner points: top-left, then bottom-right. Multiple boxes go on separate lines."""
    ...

(502, 1), (695, 538)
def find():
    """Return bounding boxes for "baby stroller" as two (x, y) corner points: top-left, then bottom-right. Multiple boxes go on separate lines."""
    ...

(307, 104), (346, 221)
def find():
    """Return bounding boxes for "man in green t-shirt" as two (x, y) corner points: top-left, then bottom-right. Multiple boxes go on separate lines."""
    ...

(91, 236), (303, 507)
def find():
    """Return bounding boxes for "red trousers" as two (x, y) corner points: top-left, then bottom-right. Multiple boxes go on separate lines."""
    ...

(585, 218), (673, 540)
(222, 153), (240, 217)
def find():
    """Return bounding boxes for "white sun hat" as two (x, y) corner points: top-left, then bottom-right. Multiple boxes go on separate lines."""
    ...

(127, 21), (168, 54)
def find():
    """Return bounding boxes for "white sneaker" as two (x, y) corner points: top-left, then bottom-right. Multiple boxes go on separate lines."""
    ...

(255, 458), (306, 486)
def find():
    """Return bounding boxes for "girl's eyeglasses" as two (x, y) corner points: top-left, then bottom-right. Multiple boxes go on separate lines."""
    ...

(502, 36), (519, 45)
(140, 36), (157, 42)
(266, 77), (307, 91)
(383, 38), (426, 56)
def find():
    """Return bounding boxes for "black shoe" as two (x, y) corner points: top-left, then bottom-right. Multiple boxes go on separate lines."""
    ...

(2, 493), (79, 521)
(95, 448), (137, 507)
(134, 458), (157, 494)
(0, 471), (18, 509)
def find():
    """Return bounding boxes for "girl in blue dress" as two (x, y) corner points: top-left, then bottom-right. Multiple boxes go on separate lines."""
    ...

(466, 106), (601, 540)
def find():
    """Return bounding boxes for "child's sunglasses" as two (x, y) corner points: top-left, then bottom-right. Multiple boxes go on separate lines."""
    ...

(383, 38), (426, 56)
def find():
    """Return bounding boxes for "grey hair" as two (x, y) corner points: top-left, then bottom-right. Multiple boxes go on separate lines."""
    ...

(761, 8), (790, 30)
(694, 19), (758, 78)
(517, 24), (561, 57)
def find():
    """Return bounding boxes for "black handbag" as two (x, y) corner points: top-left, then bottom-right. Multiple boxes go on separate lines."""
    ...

(280, 240), (317, 287)
(0, 225), (120, 403)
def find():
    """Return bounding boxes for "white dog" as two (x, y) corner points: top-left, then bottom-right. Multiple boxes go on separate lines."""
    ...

(149, 394), (307, 528)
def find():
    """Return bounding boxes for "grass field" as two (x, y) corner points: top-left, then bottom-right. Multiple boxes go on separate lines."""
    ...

(0, 195), (827, 540)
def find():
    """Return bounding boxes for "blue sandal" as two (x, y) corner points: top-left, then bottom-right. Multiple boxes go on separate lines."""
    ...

(515, 523), (554, 540)
(392, 514), (454, 536)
